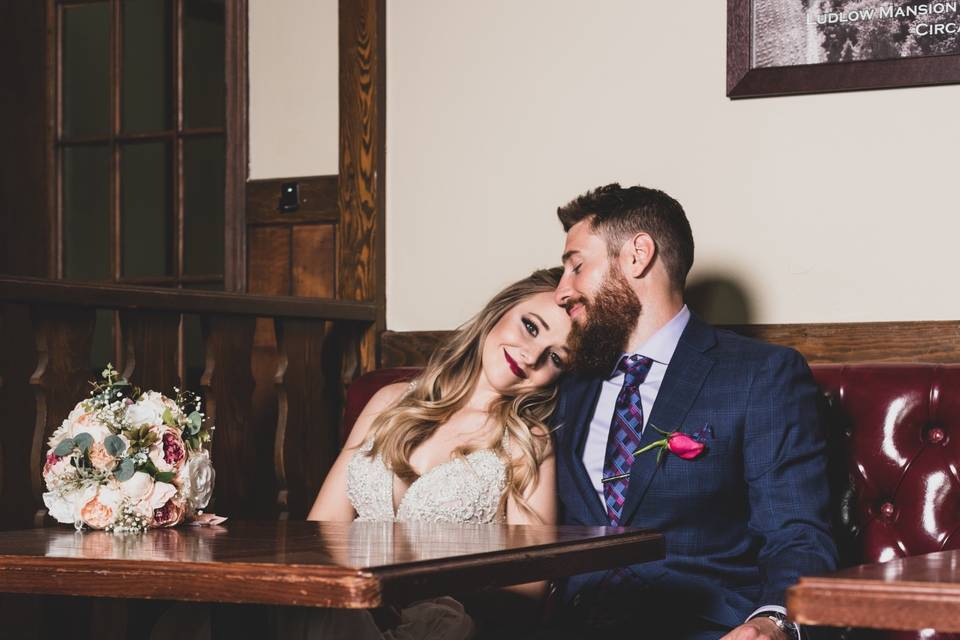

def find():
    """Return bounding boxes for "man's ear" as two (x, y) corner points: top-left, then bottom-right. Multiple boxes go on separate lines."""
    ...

(623, 232), (656, 278)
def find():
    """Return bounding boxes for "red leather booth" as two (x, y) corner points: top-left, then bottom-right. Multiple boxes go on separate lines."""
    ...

(343, 364), (960, 639)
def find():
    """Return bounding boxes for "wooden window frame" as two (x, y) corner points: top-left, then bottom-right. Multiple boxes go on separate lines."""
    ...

(48, 0), (247, 291)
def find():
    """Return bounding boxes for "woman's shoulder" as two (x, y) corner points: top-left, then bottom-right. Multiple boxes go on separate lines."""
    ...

(345, 381), (413, 448)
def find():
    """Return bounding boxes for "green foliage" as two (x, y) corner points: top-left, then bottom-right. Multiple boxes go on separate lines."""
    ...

(53, 438), (75, 457)
(115, 458), (136, 482)
(104, 434), (127, 457)
(73, 432), (94, 453)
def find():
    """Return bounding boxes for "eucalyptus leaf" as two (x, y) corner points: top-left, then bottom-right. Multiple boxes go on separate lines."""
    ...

(73, 432), (94, 453)
(186, 411), (202, 435)
(115, 458), (136, 482)
(104, 434), (127, 457)
(53, 438), (75, 457)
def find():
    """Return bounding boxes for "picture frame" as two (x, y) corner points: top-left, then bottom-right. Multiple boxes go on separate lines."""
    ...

(727, 0), (960, 98)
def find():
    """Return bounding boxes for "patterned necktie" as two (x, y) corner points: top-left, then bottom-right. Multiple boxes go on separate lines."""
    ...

(602, 354), (653, 526)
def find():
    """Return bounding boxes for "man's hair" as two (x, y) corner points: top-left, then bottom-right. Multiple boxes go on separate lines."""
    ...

(557, 183), (694, 292)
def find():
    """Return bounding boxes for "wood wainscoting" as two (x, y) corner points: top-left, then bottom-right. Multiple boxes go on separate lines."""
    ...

(381, 320), (960, 368)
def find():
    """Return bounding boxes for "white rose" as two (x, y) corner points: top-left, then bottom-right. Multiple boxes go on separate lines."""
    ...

(119, 471), (155, 504)
(43, 491), (79, 524)
(146, 481), (178, 511)
(177, 452), (215, 510)
(126, 392), (170, 427)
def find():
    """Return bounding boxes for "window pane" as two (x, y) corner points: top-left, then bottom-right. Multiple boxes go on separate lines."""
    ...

(121, 141), (172, 278)
(183, 136), (224, 276)
(183, 0), (225, 128)
(63, 145), (111, 280)
(63, 3), (111, 137)
(122, 0), (172, 133)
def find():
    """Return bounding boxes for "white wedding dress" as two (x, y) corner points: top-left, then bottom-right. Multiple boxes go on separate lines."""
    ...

(347, 431), (510, 524)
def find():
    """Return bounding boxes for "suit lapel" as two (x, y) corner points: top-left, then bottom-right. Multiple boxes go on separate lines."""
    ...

(557, 375), (609, 523)
(619, 315), (717, 525)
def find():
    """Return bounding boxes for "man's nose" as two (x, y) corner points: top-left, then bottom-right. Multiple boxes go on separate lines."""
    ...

(554, 279), (572, 307)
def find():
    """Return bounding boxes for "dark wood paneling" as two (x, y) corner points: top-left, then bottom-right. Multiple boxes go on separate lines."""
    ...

(292, 224), (336, 298)
(246, 226), (291, 296)
(0, 0), (52, 278)
(0, 304), (39, 530)
(274, 319), (338, 518)
(381, 321), (960, 369)
(29, 305), (97, 525)
(224, 0), (249, 292)
(0, 276), (377, 321)
(246, 175), (339, 226)
(339, 0), (385, 373)
(200, 315), (270, 518)
(119, 310), (180, 392)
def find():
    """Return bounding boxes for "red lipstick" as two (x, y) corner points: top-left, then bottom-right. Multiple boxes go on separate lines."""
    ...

(503, 349), (527, 379)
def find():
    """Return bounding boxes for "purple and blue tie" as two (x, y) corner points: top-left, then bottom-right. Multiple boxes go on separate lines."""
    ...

(602, 354), (653, 526)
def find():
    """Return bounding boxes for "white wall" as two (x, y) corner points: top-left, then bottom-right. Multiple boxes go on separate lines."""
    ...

(385, 1), (960, 330)
(248, 1), (960, 330)
(248, 0), (338, 179)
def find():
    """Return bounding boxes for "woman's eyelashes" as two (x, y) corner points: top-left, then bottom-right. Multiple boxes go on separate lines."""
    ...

(549, 352), (565, 368)
(522, 316), (539, 337)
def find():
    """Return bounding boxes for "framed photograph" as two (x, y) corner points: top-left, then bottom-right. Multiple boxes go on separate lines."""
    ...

(728, 0), (960, 98)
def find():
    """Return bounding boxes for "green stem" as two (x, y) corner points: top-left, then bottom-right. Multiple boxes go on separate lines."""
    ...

(635, 438), (668, 455)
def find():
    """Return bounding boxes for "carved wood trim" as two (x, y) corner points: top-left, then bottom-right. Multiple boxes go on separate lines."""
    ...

(273, 318), (340, 519)
(200, 315), (264, 518)
(1, 276), (376, 321)
(29, 305), (96, 525)
(119, 310), (180, 393)
(381, 320), (960, 369)
(339, 0), (385, 374)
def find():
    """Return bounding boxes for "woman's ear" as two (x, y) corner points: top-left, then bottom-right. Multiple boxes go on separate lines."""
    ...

(622, 232), (655, 278)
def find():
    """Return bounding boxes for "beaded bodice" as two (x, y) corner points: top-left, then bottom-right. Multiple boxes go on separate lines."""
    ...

(346, 433), (509, 524)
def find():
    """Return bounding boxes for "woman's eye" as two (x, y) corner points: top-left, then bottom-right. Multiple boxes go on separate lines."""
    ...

(550, 352), (564, 368)
(522, 318), (538, 337)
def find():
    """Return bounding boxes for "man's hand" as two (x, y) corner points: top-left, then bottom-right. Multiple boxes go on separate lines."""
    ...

(720, 617), (788, 640)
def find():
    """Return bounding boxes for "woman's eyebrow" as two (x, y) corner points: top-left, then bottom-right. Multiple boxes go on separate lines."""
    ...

(530, 313), (550, 331)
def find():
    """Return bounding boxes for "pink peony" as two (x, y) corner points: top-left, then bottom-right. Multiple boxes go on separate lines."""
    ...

(153, 499), (185, 528)
(161, 432), (185, 466)
(667, 433), (706, 460)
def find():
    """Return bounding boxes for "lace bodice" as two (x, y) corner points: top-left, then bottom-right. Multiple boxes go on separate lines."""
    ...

(346, 433), (509, 524)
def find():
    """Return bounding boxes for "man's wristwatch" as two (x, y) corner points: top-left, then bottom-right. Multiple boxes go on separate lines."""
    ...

(758, 611), (800, 640)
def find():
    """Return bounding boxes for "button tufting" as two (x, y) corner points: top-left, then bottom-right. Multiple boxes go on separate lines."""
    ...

(880, 502), (896, 519)
(927, 427), (946, 445)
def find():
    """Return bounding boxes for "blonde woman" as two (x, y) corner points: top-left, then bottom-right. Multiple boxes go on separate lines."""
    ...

(303, 268), (571, 639)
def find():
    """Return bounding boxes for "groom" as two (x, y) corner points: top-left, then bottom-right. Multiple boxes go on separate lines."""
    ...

(551, 184), (837, 640)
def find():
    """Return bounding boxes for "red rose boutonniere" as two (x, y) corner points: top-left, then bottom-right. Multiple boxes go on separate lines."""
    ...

(637, 424), (712, 464)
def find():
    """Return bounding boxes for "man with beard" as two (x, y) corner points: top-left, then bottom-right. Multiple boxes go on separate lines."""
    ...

(550, 184), (837, 640)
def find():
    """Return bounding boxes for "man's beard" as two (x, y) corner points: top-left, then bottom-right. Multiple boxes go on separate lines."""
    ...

(567, 268), (642, 377)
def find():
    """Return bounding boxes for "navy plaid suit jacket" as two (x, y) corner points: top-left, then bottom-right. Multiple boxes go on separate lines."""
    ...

(553, 314), (838, 638)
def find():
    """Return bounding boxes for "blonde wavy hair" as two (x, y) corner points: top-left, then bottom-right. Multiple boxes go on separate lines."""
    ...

(366, 267), (564, 520)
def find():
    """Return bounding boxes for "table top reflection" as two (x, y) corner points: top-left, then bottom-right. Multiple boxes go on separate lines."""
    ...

(0, 520), (663, 608)
(787, 549), (960, 632)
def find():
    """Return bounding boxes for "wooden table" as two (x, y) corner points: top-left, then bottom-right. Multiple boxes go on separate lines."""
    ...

(787, 549), (960, 633)
(0, 520), (663, 608)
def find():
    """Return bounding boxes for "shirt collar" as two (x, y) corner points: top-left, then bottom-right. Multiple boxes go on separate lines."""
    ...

(609, 305), (691, 377)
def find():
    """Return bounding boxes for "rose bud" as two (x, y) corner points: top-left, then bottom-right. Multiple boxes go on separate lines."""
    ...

(667, 433), (706, 460)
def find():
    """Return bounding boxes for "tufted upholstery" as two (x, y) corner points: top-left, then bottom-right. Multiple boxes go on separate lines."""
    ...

(342, 364), (960, 638)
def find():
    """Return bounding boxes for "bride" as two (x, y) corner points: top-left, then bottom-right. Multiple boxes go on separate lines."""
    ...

(151, 268), (571, 640)
(303, 266), (571, 639)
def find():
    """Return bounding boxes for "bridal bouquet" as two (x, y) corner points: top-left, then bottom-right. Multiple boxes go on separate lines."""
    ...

(42, 365), (215, 533)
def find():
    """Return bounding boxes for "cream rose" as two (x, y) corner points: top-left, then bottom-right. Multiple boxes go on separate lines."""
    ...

(126, 392), (171, 427)
(79, 486), (122, 529)
(177, 452), (215, 510)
